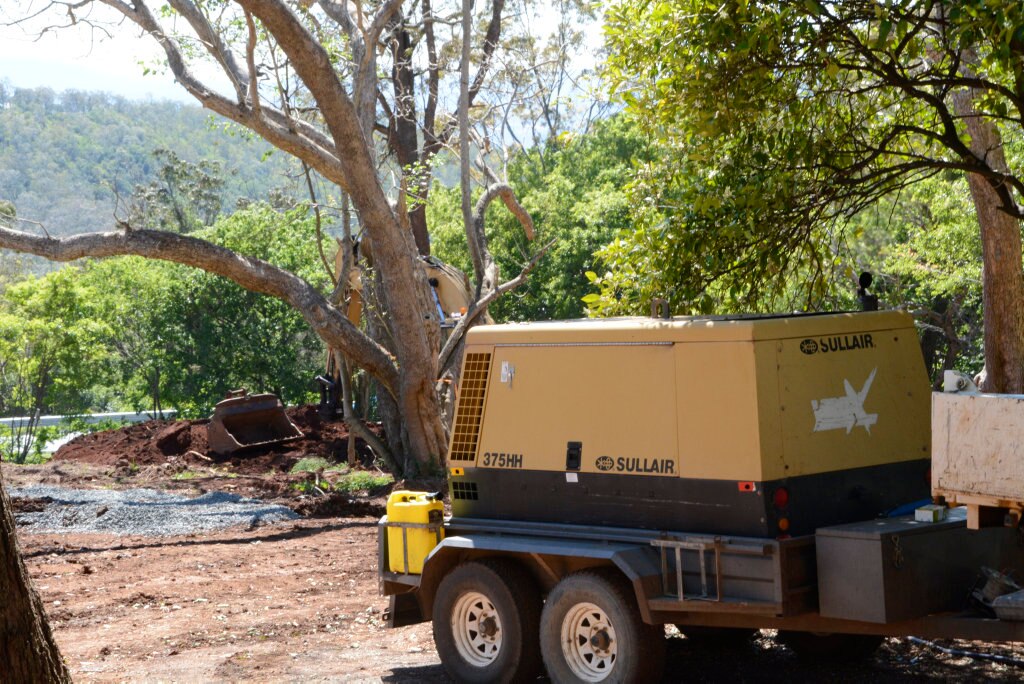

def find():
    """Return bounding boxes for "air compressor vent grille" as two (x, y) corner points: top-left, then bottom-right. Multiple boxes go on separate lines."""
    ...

(449, 352), (491, 461)
(452, 481), (479, 500)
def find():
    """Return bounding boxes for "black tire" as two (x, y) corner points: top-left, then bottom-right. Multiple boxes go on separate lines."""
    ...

(776, 631), (884, 662)
(540, 569), (665, 683)
(432, 559), (542, 683)
(678, 625), (758, 646)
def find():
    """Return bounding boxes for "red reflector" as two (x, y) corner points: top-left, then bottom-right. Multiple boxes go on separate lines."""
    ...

(772, 487), (790, 509)
(738, 481), (756, 492)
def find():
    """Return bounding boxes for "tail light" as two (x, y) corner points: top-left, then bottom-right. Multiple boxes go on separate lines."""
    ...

(772, 487), (789, 510)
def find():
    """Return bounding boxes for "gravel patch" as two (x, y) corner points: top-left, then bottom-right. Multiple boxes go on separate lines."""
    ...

(8, 485), (298, 536)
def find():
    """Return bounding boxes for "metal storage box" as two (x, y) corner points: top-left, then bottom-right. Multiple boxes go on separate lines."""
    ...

(816, 510), (1024, 623)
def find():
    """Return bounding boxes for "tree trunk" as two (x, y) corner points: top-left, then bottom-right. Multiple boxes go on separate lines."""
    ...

(951, 90), (1024, 393)
(0, 465), (71, 682)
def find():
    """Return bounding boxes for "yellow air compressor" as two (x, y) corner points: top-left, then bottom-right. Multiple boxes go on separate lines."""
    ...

(386, 491), (445, 574)
(445, 310), (932, 537)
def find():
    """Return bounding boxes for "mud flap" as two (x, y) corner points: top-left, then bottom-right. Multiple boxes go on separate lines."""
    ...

(386, 591), (425, 628)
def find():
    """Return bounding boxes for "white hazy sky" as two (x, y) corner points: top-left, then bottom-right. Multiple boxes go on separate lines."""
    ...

(0, 4), (603, 104)
(0, 5), (192, 102)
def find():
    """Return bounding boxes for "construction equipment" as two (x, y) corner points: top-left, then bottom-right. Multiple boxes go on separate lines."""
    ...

(317, 241), (488, 419)
(207, 389), (302, 455)
(378, 306), (1024, 682)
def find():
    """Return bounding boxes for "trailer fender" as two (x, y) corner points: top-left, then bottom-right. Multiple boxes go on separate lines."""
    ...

(418, 535), (663, 624)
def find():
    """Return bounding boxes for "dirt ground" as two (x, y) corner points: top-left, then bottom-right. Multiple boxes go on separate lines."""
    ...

(7, 413), (1024, 681)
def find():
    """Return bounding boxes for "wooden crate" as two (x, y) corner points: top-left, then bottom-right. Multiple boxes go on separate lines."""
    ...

(932, 392), (1024, 528)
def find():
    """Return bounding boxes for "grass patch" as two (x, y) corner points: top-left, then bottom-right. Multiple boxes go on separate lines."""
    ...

(290, 457), (331, 474)
(334, 471), (393, 494)
(290, 457), (350, 475)
(172, 470), (205, 481)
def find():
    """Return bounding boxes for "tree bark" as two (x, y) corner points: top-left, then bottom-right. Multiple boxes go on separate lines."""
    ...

(0, 465), (72, 682)
(240, 0), (446, 464)
(951, 89), (1024, 393)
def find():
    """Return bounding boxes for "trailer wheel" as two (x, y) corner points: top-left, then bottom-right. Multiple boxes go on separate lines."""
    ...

(540, 570), (665, 683)
(432, 559), (541, 683)
(776, 631), (884, 661)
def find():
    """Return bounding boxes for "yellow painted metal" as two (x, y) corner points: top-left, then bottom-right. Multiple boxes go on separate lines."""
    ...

(455, 311), (930, 482)
(675, 341), (761, 480)
(386, 491), (444, 574)
(479, 343), (679, 474)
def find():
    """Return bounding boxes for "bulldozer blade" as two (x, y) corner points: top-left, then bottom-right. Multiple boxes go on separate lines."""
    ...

(207, 390), (303, 455)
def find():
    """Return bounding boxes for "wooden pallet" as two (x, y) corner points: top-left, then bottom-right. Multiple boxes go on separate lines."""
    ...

(934, 490), (1024, 529)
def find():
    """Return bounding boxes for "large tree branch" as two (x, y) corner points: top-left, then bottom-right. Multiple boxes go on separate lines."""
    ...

(98, 0), (349, 194)
(0, 225), (400, 393)
(237, 0), (390, 224)
(168, 0), (249, 103)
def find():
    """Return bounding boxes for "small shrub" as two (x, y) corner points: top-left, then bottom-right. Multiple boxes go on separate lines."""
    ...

(334, 471), (393, 494)
(290, 457), (331, 474)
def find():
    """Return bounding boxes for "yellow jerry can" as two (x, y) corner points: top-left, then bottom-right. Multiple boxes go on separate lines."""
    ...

(386, 490), (444, 574)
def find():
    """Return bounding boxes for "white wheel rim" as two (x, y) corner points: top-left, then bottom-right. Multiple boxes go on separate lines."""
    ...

(560, 601), (617, 682)
(451, 591), (503, 667)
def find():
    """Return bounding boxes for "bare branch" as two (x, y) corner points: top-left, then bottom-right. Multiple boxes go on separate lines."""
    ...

(168, 0), (248, 103)
(244, 9), (261, 117)
(473, 182), (535, 241)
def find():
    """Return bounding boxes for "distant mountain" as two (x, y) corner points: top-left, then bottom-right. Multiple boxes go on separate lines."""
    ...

(0, 84), (292, 241)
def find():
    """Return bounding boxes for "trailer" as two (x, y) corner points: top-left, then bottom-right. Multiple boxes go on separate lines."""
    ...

(378, 311), (1024, 683)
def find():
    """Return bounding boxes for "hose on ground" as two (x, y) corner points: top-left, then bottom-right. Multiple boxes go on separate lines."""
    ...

(906, 636), (1024, 668)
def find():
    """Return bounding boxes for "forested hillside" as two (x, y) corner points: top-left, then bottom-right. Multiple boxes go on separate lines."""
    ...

(0, 83), (291, 242)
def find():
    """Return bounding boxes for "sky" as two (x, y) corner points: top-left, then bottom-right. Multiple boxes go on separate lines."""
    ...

(0, 3), (603, 105)
(0, 4), (193, 102)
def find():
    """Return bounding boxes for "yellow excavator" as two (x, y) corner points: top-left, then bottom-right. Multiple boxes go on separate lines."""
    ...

(316, 239), (486, 419)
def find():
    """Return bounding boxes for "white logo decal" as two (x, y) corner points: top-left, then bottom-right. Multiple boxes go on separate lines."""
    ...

(811, 368), (878, 434)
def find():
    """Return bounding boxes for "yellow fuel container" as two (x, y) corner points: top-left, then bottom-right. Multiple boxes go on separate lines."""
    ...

(386, 490), (444, 574)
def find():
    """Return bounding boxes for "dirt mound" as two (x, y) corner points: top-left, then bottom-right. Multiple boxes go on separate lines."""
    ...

(52, 406), (380, 476)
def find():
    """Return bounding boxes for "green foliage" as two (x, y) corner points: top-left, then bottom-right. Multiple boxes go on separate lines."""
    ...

(77, 204), (329, 416)
(857, 175), (985, 382)
(127, 148), (226, 233)
(0, 201), (330, 422)
(60, 417), (131, 435)
(0, 269), (111, 417)
(429, 115), (650, 320)
(598, 0), (1024, 317)
(0, 85), (291, 253)
(0, 269), (111, 461)
(291, 468), (392, 494)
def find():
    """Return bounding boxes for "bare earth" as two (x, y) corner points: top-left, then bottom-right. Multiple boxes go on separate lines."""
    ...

(6, 419), (1024, 681)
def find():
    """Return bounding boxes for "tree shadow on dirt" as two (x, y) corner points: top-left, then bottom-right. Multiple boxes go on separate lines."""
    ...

(663, 632), (1024, 682)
